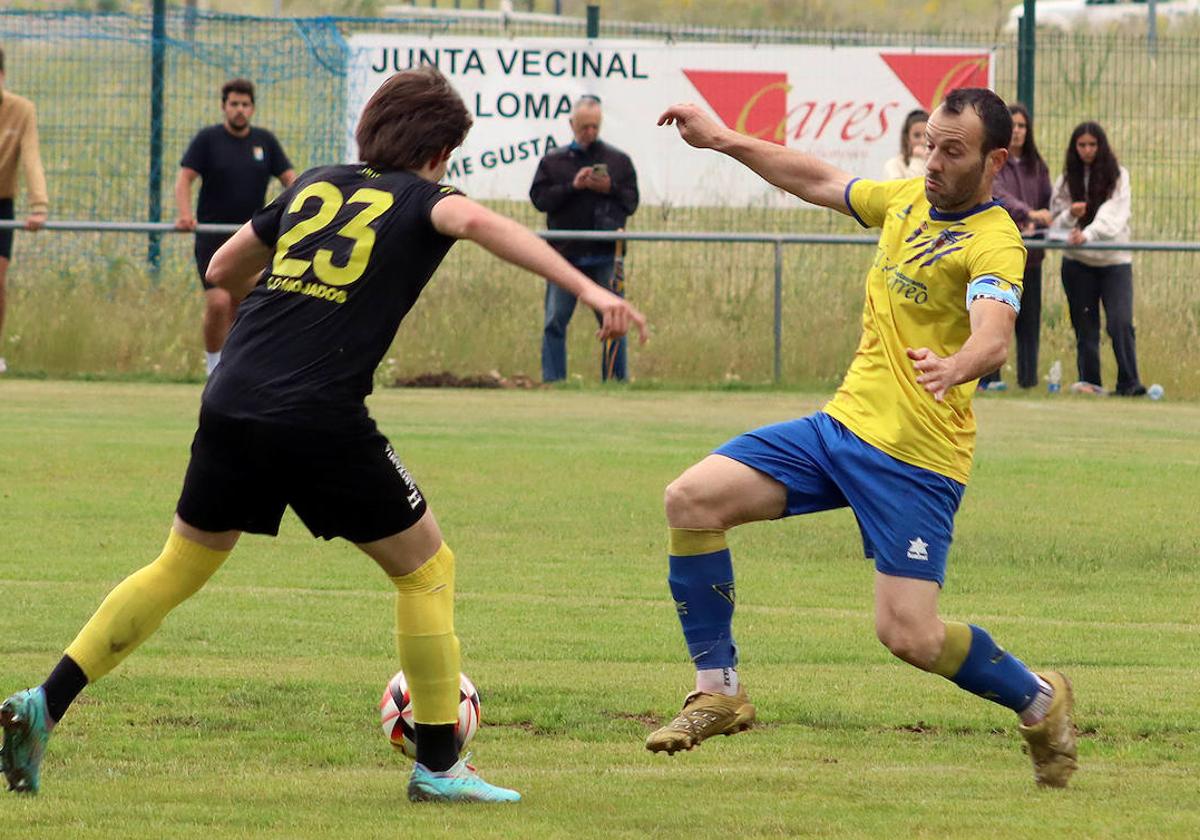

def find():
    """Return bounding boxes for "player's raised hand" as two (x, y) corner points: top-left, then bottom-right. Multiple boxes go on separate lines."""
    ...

(658, 103), (727, 150)
(907, 346), (958, 402)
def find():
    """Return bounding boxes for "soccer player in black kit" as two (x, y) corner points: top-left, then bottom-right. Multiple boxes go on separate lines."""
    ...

(1, 66), (646, 803)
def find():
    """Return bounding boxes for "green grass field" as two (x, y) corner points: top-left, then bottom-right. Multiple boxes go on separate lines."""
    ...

(1, 380), (1198, 838)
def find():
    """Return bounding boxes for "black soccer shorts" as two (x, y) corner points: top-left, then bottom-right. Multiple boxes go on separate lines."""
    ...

(194, 232), (233, 290)
(176, 407), (428, 543)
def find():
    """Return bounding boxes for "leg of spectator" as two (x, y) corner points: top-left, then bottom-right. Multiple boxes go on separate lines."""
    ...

(1015, 263), (1042, 389)
(541, 280), (577, 383)
(203, 287), (237, 354)
(1061, 258), (1102, 388)
(0, 198), (11, 368)
(0, 256), (9, 354)
(585, 259), (626, 382)
(978, 368), (1001, 388)
(1099, 263), (1142, 394)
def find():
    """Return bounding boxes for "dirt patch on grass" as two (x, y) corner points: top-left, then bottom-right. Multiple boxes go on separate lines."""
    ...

(604, 710), (662, 729)
(392, 370), (539, 389)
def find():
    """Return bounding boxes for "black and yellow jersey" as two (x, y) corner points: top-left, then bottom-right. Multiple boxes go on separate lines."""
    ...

(202, 164), (462, 429)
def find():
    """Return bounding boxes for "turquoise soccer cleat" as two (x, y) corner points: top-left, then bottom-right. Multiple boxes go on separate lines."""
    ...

(407, 753), (521, 804)
(1, 687), (52, 795)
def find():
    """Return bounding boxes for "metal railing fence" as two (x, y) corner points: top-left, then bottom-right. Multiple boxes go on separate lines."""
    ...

(4, 220), (1194, 383)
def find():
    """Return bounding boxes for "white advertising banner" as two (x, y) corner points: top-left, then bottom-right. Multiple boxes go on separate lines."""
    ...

(346, 35), (993, 207)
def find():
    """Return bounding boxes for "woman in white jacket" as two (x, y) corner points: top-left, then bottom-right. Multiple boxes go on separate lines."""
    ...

(1050, 121), (1146, 396)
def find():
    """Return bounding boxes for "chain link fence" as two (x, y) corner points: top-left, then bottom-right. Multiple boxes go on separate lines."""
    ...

(1, 10), (1197, 391)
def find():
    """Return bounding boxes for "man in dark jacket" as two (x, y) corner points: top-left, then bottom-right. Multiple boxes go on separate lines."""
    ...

(530, 95), (639, 382)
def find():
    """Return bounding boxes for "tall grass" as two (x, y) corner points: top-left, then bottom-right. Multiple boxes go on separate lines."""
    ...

(7, 239), (203, 380)
(7, 221), (1197, 396)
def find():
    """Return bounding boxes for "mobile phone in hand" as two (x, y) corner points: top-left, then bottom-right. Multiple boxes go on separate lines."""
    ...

(592, 163), (608, 177)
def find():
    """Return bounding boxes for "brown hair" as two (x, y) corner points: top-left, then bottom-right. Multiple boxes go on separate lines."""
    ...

(899, 108), (928, 165)
(1064, 121), (1120, 229)
(941, 87), (1013, 157)
(221, 78), (255, 104)
(1008, 102), (1044, 171)
(355, 66), (473, 171)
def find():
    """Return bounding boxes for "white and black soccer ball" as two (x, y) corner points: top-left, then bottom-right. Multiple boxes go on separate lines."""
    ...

(379, 670), (480, 759)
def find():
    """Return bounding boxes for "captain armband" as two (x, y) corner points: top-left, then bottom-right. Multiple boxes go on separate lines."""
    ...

(966, 275), (1021, 314)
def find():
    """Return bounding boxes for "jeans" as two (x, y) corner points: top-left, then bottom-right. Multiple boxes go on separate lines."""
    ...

(1061, 258), (1142, 393)
(541, 258), (626, 382)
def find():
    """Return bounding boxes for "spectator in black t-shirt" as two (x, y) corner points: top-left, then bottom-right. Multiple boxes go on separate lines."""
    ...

(175, 78), (295, 375)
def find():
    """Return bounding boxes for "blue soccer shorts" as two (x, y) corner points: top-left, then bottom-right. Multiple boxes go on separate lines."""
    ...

(713, 411), (966, 585)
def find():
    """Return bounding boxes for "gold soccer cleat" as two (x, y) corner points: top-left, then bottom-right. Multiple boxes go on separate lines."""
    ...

(1018, 671), (1079, 788)
(645, 686), (756, 755)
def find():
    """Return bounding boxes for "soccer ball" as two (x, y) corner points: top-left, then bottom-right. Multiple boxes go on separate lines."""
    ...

(379, 670), (480, 759)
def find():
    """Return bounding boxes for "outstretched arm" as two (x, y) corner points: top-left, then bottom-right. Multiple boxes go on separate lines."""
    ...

(658, 103), (854, 214)
(431, 195), (647, 344)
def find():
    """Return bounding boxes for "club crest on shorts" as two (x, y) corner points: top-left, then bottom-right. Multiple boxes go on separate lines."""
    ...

(906, 537), (929, 561)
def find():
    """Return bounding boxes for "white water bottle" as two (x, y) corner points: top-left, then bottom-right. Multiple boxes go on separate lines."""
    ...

(1048, 360), (1062, 394)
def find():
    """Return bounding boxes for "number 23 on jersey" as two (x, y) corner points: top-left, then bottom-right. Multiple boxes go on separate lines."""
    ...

(271, 181), (394, 287)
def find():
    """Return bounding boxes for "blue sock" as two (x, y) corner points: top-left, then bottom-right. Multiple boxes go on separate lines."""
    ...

(668, 543), (737, 670)
(949, 624), (1040, 712)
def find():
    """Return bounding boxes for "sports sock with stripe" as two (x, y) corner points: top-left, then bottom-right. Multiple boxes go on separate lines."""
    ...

(667, 528), (739, 696)
(931, 621), (1046, 715)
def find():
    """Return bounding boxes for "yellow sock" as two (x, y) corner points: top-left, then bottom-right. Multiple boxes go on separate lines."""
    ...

(668, 527), (728, 556)
(930, 620), (973, 678)
(64, 530), (230, 682)
(391, 542), (460, 725)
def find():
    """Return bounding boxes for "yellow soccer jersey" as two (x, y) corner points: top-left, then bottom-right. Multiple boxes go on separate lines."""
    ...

(823, 176), (1026, 484)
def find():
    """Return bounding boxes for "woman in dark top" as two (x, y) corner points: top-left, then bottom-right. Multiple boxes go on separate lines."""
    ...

(981, 102), (1052, 390)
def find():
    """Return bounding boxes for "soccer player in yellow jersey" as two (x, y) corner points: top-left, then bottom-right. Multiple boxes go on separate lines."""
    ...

(647, 88), (1077, 788)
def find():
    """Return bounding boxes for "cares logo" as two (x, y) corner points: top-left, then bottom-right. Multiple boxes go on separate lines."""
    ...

(880, 53), (991, 112)
(683, 53), (989, 146)
(682, 70), (789, 145)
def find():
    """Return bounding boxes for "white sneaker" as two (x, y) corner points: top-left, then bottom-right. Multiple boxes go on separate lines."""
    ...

(1069, 381), (1106, 396)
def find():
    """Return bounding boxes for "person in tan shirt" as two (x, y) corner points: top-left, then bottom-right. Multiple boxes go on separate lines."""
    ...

(0, 46), (49, 375)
